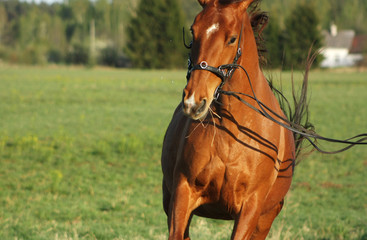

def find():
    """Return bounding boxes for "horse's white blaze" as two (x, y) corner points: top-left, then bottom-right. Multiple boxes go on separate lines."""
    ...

(185, 92), (196, 108)
(206, 23), (219, 39)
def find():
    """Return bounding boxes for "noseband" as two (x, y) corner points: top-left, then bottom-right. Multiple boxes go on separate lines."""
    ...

(185, 21), (244, 100)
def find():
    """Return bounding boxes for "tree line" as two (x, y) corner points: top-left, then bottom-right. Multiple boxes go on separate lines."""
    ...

(0, 0), (135, 67)
(0, 0), (366, 69)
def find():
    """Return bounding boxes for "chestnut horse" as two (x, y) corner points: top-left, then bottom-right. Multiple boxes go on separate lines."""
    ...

(162, 0), (302, 239)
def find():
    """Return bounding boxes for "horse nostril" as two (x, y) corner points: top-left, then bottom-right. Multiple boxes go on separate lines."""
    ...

(197, 99), (207, 114)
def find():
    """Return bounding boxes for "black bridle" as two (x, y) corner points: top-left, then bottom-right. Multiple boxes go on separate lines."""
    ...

(182, 21), (367, 154)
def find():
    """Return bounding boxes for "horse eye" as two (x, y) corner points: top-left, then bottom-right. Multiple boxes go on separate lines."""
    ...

(228, 36), (237, 45)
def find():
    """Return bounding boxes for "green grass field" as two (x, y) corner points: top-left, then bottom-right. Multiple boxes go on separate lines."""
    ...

(0, 65), (366, 240)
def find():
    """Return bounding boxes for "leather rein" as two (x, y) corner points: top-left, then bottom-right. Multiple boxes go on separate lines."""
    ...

(183, 22), (367, 154)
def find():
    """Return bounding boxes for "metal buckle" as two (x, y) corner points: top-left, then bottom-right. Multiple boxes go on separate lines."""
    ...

(218, 65), (226, 77)
(200, 61), (208, 69)
(214, 86), (220, 100)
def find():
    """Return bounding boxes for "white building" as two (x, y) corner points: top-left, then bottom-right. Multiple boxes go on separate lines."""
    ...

(320, 24), (364, 68)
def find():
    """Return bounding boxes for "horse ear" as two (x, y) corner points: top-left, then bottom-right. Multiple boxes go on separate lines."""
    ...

(198, 0), (212, 7)
(239, 0), (255, 11)
(216, 0), (254, 10)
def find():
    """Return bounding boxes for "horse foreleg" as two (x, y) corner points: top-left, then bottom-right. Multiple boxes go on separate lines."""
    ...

(168, 179), (198, 240)
(249, 200), (284, 240)
(231, 195), (263, 240)
(184, 214), (193, 240)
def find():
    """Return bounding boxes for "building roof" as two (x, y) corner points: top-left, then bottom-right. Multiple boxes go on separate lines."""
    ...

(322, 29), (355, 49)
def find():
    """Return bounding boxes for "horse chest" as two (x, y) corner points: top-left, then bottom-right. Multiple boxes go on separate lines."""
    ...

(191, 158), (266, 216)
(187, 144), (261, 195)
(185, 129), (278, 207)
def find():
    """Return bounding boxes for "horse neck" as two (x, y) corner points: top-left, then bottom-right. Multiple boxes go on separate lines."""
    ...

(219, 16), (272, 118)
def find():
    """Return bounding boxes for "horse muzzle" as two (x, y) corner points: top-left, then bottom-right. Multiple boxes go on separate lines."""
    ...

(182, 93), (208, 120)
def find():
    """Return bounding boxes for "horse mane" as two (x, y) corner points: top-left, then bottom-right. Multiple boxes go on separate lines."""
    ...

(248, 0), (268, 67)
(267, 50), (318, 163)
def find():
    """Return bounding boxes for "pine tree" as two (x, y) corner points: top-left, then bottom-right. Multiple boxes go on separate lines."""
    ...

(125, 0), (186, 68)
(283, 2), (322, 69)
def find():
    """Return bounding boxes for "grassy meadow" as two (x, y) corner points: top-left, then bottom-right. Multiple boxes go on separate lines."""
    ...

(0, 65), (366, 240)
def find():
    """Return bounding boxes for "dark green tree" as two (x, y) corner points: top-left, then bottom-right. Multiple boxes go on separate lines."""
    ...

(125, 0), (187, 68)
(283, 2), (323, 69)
(263, 14), (283, 68)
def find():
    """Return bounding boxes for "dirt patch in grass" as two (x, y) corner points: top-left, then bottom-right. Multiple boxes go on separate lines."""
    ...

(321, 182), (343, 189)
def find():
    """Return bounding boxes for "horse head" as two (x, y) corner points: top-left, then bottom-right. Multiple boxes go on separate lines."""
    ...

(182, 0), (255, 120)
